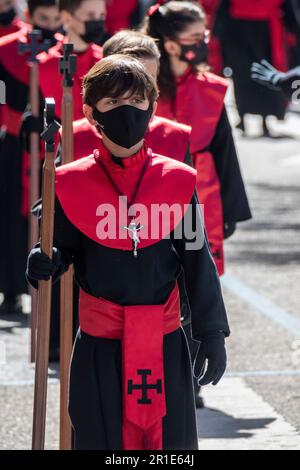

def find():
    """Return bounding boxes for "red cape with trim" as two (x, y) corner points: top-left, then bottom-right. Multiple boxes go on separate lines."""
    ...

(38, 42), (102, 120)
(157, 70), (228, 153)
(55, 142), (196, 251)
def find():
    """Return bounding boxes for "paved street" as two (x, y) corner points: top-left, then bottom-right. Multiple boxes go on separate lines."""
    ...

(0, 99), (300, 450)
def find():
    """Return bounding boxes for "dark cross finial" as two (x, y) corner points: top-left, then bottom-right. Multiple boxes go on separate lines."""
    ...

(18, 30), (51, 63)
(40, 98), (61, 152)
(128, 369), (162, 405)
(59, 43), (77, 87)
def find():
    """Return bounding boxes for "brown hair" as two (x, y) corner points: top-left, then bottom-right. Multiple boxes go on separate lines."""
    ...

(103, 30), (161, 65)
(28, 0), (58, 15)
(83, 54), (159, 107)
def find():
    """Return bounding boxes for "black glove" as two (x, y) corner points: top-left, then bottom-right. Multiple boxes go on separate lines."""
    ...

(21, 109), (44, 135)
(193, 332), (227, 386)
(20, 109), (44, 153)
(26, 247), (68, 283)
(251, 60), (286, 91)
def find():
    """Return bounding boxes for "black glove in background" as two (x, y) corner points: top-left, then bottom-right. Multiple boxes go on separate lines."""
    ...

(193, 332), (227, 386)
(251, 60), (286, 91)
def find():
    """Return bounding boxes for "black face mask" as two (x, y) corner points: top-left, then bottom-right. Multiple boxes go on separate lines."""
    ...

(32, 25), (59, 47)
(80, 19), (106, 45)
(179, 41), (209, 65)
(0, 7), (16, 26)
(93, 105), (153, 149)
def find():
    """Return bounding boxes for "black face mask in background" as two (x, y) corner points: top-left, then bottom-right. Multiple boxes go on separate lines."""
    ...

(93, 104), (153, 149)
(179, 41), (209, 66)
(32, 25), (60, 47)
(80, 19), (106, 45)
(0, 7), (16, 26)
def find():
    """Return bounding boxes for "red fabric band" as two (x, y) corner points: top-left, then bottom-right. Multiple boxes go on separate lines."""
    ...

(79, 284), (181, 450)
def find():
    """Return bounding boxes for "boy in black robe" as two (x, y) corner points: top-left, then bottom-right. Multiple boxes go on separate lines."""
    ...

(27, 55), (230, 450)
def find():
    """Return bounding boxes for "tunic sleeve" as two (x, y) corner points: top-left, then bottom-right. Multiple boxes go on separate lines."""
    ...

(52, 196), (81, 267)
(209, 106), (252, 225)
(172, 192), (230, 341)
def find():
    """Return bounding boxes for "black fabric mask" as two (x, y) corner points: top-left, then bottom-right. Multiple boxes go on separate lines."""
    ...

(80, 19), (106, 45)
(0, 7), (16, 26)
(179, 41), (209, 65)
(93, 105), (153, 149)
(32, 25), (59, 47)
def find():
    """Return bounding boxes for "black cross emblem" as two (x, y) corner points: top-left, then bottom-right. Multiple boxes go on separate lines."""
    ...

(18, 30), (51, 63)
(128, 369), (162, 405)
(59, 43), (77, 87)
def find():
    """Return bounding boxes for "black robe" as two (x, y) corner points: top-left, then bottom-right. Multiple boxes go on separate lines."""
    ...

(279, 65), (300, 98)
(0, 31), (30, 300)
(209, 107), (252, 229)
(214, 0), (300, 119)
(45, 186), (229, 450)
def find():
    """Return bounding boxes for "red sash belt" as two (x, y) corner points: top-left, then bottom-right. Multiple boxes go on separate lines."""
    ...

(230, 1), (287, 71)
(79, 284), (181, 450)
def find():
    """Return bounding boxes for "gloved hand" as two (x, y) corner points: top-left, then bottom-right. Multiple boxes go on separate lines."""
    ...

(20, 108), (44, 153)
(251, 60), (286, 90)
(26, 247), (67, 282)
(21, 108), (44, 135)
(193, 332), (227, 386)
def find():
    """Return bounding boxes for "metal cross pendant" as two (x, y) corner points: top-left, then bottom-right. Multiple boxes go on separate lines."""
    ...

(124, 220), (144, 258)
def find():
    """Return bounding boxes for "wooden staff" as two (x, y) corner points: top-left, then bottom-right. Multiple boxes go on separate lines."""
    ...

(32, 98), (61, 450)
(59, 43), (77, 451)
(19, 31), (51, 363)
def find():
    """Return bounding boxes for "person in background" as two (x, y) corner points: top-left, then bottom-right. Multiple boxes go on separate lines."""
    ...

(0, 0), (27, 37)
(144, 0), (251, 408)
(0, 0), (62, 315)
(214, 0), (300, 136)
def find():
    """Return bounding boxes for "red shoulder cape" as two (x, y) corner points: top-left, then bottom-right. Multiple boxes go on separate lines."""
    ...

(157, 70), (228, 153)
(39, 42), (103, 120)
(105, 0), (138, 34)
(0, 17), (27, 38)
(0, 29), (30, 84)
(146, 115), (191, 163)
(72, 115), (191, 163)
(55, 143), (196, 251)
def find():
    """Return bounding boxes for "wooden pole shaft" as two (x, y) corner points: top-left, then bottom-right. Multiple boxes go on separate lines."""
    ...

(59, 85), (74, 450)
(29, 63), (41, 363)
(32, 146), (56, 450)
